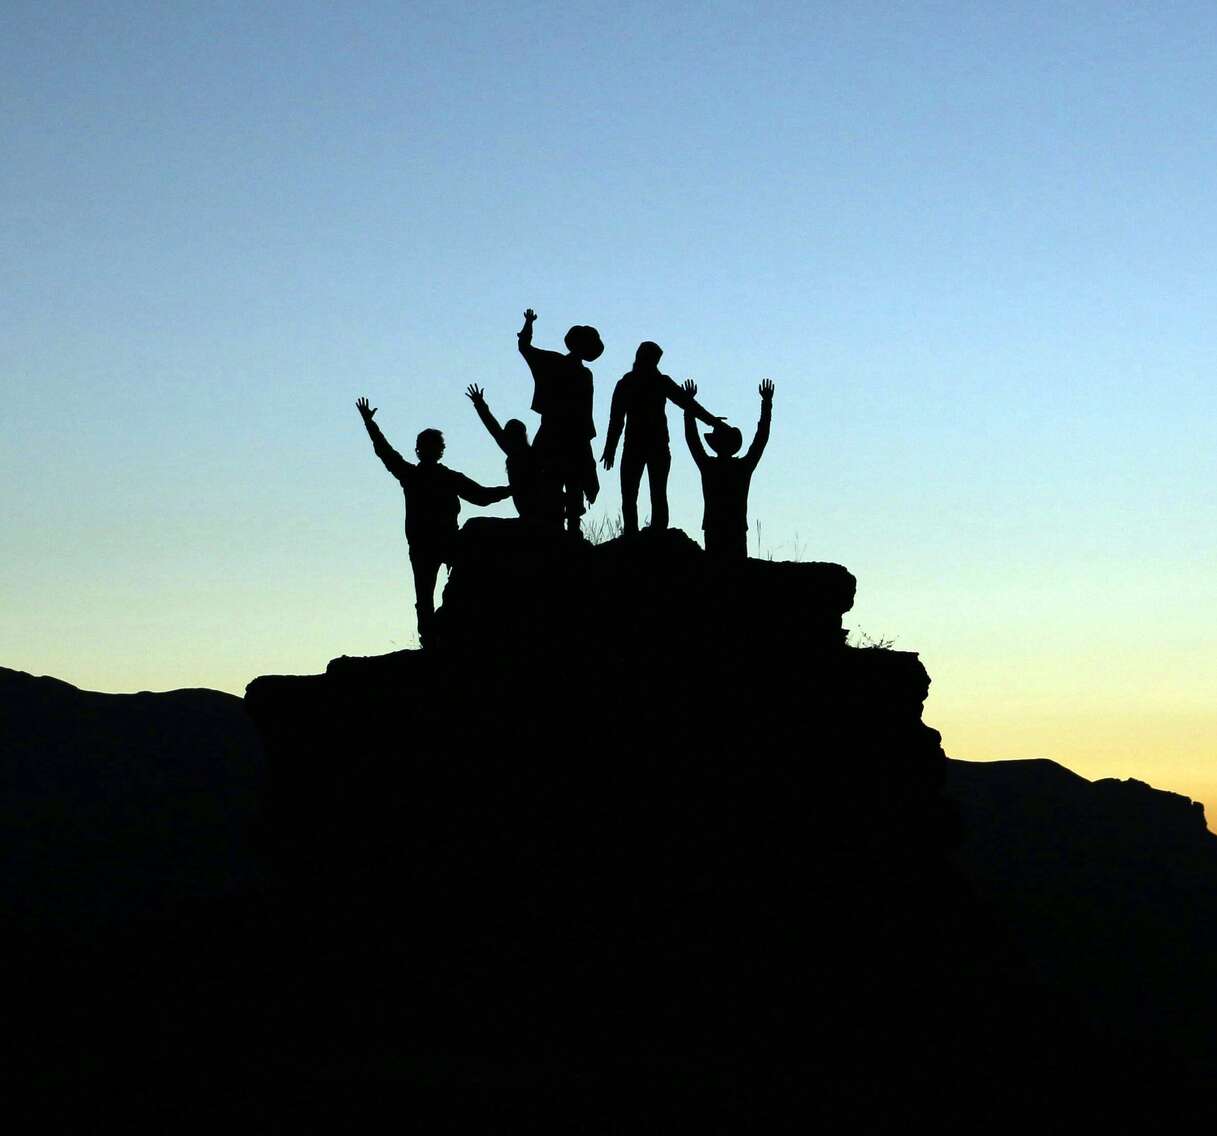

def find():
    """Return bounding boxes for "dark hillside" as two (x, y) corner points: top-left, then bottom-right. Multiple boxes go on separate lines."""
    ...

(0, 667), (269, 927)
(947, 757), (1217, 1068)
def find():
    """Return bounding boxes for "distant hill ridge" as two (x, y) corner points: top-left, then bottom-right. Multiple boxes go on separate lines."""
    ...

(0, 665), (269, 926)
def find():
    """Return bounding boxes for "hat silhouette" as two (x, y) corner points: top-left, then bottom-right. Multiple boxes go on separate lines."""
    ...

(705, 422), (743, 457)
(564, 325), (604, 362)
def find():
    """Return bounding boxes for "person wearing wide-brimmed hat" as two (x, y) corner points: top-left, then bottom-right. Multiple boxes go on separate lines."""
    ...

(516, 307), (603, 535)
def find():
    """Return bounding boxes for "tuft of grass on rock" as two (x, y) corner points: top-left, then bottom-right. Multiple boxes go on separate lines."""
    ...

(848, 628), (897, 650)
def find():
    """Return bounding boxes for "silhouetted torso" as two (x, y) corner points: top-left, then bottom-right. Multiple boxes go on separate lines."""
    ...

(697, 456), (758, 538)
(519, 343), (596, 444)
(606, 367), (689, 448)
(504, 446), (557, 522)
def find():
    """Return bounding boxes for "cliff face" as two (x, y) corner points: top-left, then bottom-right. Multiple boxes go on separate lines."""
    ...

(244, 523), (1070, 1087)
(246, 522), (952, 903)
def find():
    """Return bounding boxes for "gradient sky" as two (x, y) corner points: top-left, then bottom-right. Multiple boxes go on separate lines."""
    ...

(4, 2), (1216, 813)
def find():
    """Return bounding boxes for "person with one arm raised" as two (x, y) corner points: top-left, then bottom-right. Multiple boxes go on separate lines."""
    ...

(465, 383), (561, 529)
(356, 396), (511, 645)
(682, 378), (774, 560)
(516, 307), (603, 536)
(600, 340), (721, 536)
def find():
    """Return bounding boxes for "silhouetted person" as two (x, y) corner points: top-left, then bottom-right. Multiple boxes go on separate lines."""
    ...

(516, 308), (602, 535)
(683, 379), (774, 559)
(465, 383), (562, 528)
(600, 341), (721, 536)
(356, 397), (510, 643)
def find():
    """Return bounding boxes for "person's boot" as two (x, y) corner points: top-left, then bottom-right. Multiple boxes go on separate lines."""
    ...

(415, 604), (435, 649)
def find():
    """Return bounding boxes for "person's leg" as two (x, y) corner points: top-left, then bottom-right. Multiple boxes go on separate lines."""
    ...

(647, 446), (672, 531)
(409, 549), (441, 644)
(704, 527), (747, 560)
(562, 439), (593, 535)
(531, 424), (564, 531)
(563, 478), (585, 534)
(620, 444), (645, 536)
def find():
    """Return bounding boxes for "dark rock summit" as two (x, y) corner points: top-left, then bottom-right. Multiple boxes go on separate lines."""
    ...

(239, 522), (1198, 1122)
(247, 522), (951, 915)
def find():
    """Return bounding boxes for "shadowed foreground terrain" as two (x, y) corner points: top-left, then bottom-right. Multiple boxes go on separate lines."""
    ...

(5, 523), (1215, 1125)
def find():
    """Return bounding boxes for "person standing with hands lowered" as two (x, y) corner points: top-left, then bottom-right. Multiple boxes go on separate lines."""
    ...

(600, 341), (721, 536)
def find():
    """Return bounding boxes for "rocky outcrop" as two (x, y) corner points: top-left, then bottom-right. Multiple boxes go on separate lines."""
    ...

(242, 522), (1166, 1122)
(246, 522), (953, 909)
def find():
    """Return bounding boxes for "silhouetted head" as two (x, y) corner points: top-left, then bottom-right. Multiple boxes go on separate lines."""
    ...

(633, 341), (663, 369)
(564, 325), (604, 362)
(705, 422), (743, 457)
(502, 418), (529, 452)
(415, 428), (446, 464)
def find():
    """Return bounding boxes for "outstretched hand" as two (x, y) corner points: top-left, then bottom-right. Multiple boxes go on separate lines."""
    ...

(682, 378), (698, 397)
(523, 308), (537, 323)
(465, 383), (485, 405)
(759, 378), (775, 402)
(356, 396), (377, 422)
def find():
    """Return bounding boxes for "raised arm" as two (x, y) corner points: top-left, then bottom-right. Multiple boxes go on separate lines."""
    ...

(600, 379), (628, 469)
(681, 380), (709, 470)
(356, 397), (412, 481)
(516, 307), (539, 361)
(466, 384), (509, 454)
(666, 375), (719, 428)
(743, 379), (774, 470)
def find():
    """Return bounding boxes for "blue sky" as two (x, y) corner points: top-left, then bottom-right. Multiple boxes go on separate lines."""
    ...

(3, 2), (1216, 807)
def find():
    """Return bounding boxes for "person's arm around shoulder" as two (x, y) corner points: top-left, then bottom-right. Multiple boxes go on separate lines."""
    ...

(682, 380), (710, 470)
(357, 396), (413, 482)
(450, 468), (513, 508)
(743, 379), (774, 470)
(667, 375), (720, 429)
(466, 384), (509, 454)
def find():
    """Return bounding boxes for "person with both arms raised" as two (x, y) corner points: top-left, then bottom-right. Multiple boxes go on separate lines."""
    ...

(600, 340), (721, 536)
(356, 396), (511, 645)
(682, 378), (774, 560)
